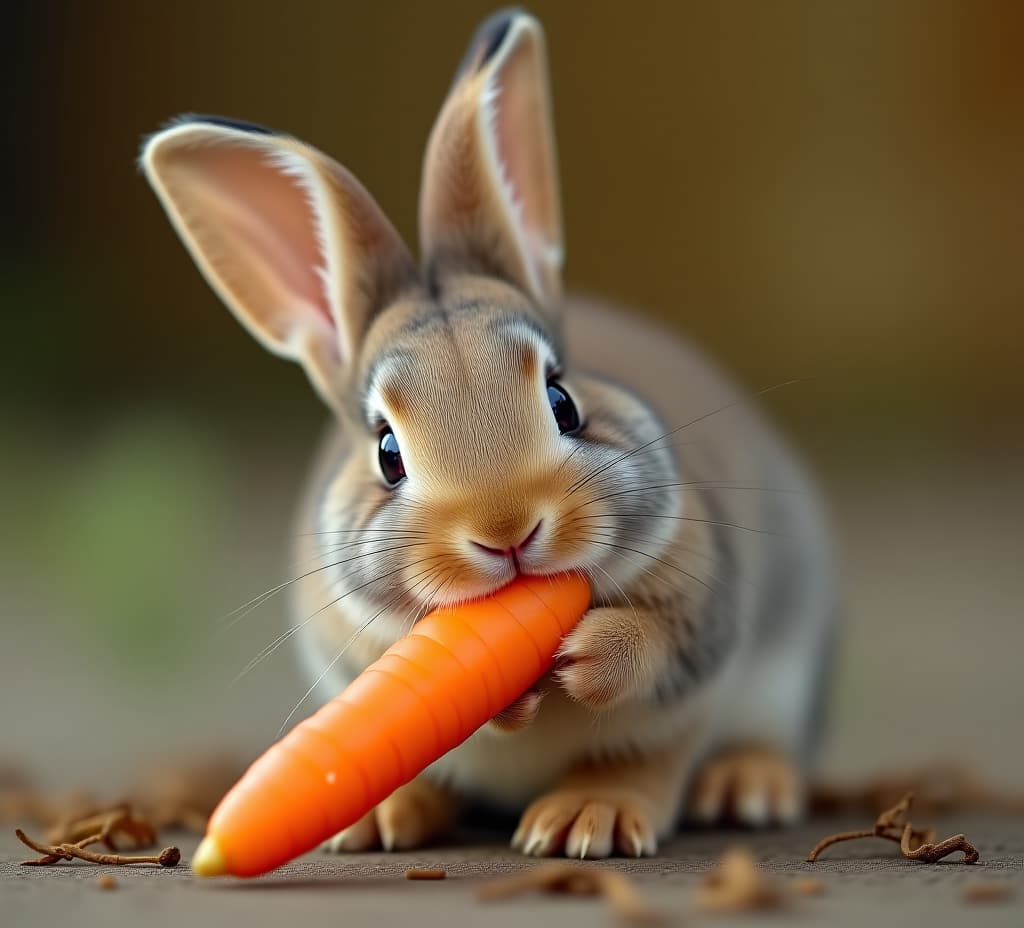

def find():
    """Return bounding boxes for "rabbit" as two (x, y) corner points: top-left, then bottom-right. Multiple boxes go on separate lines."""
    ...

(141, 8), (837, 859)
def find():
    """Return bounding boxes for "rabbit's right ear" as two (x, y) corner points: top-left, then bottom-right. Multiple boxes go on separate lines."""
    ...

(419, 9), (563, 313)
(141, 118), (417, 409)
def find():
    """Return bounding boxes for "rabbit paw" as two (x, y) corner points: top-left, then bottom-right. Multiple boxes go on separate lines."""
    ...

(555, 607), (654, 709)
(511, 788), (658, 859)
(488, 688), (545, 732)
(321, 777), (456, 852)
(687, 745), (804, 827)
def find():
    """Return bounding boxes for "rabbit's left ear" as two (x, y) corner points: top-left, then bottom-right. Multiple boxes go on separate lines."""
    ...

(141, 119), (417, 409)
(419, 9), (563, 310)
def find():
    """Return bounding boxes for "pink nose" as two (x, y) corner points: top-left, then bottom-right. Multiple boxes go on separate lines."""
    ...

(472, 520), (543, 559)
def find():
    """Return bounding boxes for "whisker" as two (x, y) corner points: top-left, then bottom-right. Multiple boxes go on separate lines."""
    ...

(588, 560), (637, 615)
(562, 481), (804, 522)
(275, 560), (445, 738)
(397, 568), (453, 639)
(587, 541), (688, 599)
(571, 513), (786, 538)
(298, 527), (429, 537)
(579, 533), (722, 600)
(231, 554), (443, 685)
(562, 378), (806, 500)
(284, 532), (427, 575)
(218, 540), (429, 632)
(584, 523), (762, 595)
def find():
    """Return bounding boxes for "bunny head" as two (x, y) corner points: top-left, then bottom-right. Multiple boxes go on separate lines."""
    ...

(141, 9), (677, 614)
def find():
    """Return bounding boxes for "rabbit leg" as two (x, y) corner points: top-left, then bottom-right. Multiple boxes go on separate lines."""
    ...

(687, 744), (804, 827)
(511, 743), (691, 859)
(322, 776), (458, 852)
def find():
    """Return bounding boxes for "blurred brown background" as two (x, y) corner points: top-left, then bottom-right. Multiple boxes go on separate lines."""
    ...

(3, 1), (1022, 793)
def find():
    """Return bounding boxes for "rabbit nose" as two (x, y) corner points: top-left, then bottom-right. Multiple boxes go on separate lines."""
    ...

(471, 520), (543, 560)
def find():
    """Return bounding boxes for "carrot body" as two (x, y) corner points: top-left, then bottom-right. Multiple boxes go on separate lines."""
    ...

(195, 573), (590, 876)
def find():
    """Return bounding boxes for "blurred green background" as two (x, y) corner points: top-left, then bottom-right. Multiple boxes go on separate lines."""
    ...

(3, 0), (1022, 791)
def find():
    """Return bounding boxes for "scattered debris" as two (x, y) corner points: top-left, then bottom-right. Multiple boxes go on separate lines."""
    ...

(45, 804), (156, 849)
(695, 847), (785, 913)
(478, 861), (666, 925)
(95, 874), (119, 890)
(15, 805), (180, 868)
(962, 882), (1012, 904)
(792, 877), (826, 896)
(404, 867), (447, 880)
(807, 792), (978, 864)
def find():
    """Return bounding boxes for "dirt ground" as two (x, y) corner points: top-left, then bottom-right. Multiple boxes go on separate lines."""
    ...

(3, 815), (1022, 928)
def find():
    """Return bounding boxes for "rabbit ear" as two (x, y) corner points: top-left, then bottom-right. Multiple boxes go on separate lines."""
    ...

(141, 118), (417, 408)
(419, 9), (563, 310)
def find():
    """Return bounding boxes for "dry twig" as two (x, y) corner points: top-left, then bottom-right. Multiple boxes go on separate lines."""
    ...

(17, 827), (180, 867)
(478, 862), (666, 925)
(806, 792), (978, 864)
(15, 804), (180, 868)
(45, 804), (156, 849)
(899, 825), (979, 864)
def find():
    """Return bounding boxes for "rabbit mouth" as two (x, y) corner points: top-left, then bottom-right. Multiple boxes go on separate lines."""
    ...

(413, 560), (579, 613)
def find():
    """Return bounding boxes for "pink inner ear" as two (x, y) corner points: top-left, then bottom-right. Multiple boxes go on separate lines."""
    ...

(182, 144), (336, 337)
(493, 36), (559, 256)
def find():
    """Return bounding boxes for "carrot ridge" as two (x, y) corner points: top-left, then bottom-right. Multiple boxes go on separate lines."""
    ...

(198, 572), (591, 876)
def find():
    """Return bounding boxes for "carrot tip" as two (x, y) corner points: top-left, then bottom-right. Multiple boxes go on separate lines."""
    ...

(191, 836), (227, 877)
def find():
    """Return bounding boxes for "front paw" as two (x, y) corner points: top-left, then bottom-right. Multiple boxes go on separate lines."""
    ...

(488, 688), (545, 732)
(687, 745), (804, 827)
(555, 607), (651, 709)
(511, 787), (658, 859)
(321, 777), (456, 852)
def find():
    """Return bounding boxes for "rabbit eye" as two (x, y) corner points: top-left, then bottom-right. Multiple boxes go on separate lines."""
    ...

(547, 381), (581, 435)
(378, 428), (406, 486)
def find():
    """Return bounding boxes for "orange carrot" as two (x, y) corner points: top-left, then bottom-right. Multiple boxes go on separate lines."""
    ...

(192, 573), (591, 877)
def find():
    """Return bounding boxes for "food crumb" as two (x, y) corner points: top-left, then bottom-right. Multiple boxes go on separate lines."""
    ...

(963, 882), (1011, 904)
(404, 867), (446, 880)
(477, 862), (667, 925)
(696, 847), (785, 913)
(96, 874), (118, 890)
(792, 877), (826, 896)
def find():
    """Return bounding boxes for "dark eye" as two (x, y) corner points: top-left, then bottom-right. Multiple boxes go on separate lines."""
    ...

(378, 428), (406, 486)
(547, 380), (581, 434)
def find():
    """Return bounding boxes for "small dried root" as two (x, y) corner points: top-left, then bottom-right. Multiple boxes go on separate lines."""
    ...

(806, 792), (978, 864)
(404, 868), (447, 880)
(16, 804), (180, 868)
(46, 804), (156, 850)
(696, 847), (785, 913)
(899, 824), (979, 864)
(478, 862), (667, 925)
